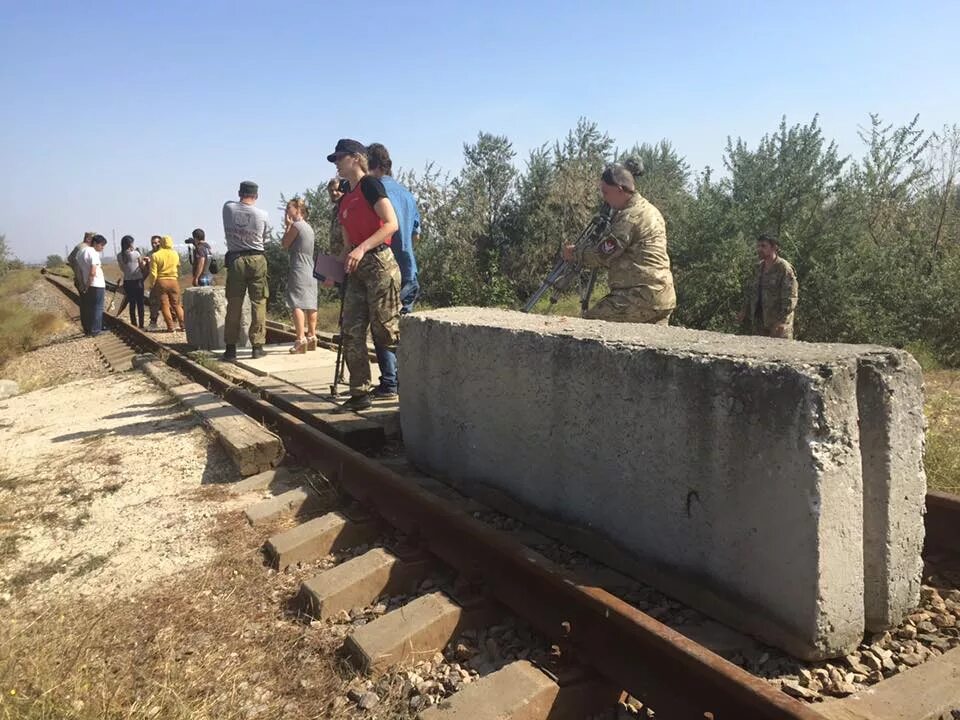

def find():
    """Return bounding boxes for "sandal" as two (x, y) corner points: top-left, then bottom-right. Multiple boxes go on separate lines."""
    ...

(289, 338), (307, 354)
(305, 335), (318, 351)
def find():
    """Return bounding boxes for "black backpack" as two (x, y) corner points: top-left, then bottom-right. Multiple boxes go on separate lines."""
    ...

(209, 258), (220, 274)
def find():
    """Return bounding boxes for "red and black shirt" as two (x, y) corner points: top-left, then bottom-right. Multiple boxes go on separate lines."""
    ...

(338, 176), (390, 247)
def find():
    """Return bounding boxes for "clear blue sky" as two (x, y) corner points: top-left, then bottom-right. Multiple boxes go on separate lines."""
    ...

(2, 0), (958, 261)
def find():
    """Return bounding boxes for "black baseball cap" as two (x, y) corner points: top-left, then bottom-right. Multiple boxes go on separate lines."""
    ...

(327, 139), (366, 162)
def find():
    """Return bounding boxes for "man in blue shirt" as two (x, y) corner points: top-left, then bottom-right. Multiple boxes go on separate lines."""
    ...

(367, 143), (420, 314)
(367, 143), (422, 396)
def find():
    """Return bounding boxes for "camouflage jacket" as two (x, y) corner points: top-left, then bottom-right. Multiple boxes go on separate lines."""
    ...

(742, 256), (798, 332)
(577, 193), (676, 311)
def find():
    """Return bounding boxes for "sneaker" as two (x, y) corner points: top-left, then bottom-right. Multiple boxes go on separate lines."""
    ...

(372, 386), (398, 398)
(251, 345), (266, 359)
(147, 322), (159, 332)
(338, 393), (372, 412)
(220, 344), (237, 361)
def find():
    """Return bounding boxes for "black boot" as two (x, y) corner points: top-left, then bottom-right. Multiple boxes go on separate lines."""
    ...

(220, 344), (237, 361)
(251, 345), (266, 359)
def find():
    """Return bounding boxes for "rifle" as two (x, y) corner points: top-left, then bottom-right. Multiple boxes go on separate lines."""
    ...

(522, 205), (613, 314)
(329, 276), (348, 397)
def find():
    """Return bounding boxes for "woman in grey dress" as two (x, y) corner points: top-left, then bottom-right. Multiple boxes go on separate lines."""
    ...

(281, 198), (319, 353)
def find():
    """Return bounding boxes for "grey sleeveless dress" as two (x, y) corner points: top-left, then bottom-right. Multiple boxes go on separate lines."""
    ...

(286, 219), (318, 310)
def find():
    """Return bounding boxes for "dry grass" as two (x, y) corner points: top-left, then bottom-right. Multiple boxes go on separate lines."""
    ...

(924, 369), (960, 496)
(0, 491), (414, 720)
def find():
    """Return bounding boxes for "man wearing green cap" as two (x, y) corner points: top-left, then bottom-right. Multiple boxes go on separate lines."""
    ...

(221, 180), (270, 360)
(563, 161), (676, 325)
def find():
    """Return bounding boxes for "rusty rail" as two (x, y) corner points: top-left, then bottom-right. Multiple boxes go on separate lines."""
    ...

(45, 273), (957, 719)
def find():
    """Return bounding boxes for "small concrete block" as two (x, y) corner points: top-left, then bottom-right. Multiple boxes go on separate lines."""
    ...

(244, 485), (321, 526)
(182, 286), (250, 350)
(299, 547), (432, 619)
(345, 591), (479, 674)
(228, 466), (306, 494)
(265, 511), (379, 569)
(418, 661), (559, 720)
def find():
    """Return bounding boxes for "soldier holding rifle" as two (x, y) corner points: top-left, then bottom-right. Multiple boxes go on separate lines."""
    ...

(562, 160), (676, 325)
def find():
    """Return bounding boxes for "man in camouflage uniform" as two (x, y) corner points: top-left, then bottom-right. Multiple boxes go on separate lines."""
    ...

(737, 233), (798, 339)
(564, 162), (676, 324)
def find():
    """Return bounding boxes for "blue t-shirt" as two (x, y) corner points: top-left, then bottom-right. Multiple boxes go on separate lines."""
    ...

(381, 176), (420, 283)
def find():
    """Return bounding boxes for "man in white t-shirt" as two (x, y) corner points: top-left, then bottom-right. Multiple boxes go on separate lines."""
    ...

(77, 235), (108, 336)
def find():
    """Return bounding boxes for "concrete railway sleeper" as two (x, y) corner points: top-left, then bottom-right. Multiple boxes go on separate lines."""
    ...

(45, 273), (960, 719)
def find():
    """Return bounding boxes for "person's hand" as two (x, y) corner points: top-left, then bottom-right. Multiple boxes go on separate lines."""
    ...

(562, 244), (576, 262)
(735, 310), (745, 323)
(345, 246), (365, 274)
(192, 278), (199, 287)
(321, 278), (336, 288)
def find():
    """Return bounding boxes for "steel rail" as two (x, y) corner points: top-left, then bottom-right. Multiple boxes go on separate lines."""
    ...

(44, 273), (955, 719)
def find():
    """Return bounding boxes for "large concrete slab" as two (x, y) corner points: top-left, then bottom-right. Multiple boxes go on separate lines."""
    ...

(856, 354), (927, 631)
(399, 308), (927, 660)
(182, 286), (250, 349)
(243, 485), (321, 526)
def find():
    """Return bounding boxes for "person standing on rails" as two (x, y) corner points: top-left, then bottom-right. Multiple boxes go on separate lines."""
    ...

(366, 143), (421, 397)
(116, 235), (145, 328)
(145, 235), (163, 330)
(77, 234), (108, 336)
(149, 236), (185, 332)
(68, 232), (95, 333)
(221, 181), (270, 361)
(327, 139), (401, 411)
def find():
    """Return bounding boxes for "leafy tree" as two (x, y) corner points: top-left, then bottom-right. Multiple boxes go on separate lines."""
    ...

(45, 254), (65, 268)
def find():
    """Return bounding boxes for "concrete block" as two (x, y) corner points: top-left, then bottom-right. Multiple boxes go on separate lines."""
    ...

(182, 286), (250, 349)
(243, 485), (322, 526)
(856, 352), (927, 631)
(298, 547), (432, 619)
(398, 308), (925, 660)
(344, 591), (488, 674)
(265, 511), (380, 569)
(418, 660), (615, 720)
(171, 383), (283, 477)
(227, 466), (306, 494)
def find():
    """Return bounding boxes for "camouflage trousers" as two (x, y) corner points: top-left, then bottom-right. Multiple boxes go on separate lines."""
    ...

(752, 320), (794, 340)
(225, 254), (268, 346)
(582, 288), (673, 325)
(342, 248), (401, 396)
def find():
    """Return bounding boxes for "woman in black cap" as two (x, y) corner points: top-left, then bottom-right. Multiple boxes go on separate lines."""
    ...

(326, 139), (401, 410)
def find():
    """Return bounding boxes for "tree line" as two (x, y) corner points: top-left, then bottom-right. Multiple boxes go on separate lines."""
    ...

(269, 115), (960, 366)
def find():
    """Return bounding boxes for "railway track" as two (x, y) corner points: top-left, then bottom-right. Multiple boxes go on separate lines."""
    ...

(44, 272), (960, 719)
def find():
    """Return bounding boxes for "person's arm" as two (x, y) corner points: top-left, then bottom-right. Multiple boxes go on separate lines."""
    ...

(776, 264), (799, 324)
(149, 254), (159, 284)
(192, 254), (206, 285)
(280, 223), (299, 250)
(89, 254), (99, 285)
